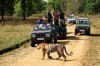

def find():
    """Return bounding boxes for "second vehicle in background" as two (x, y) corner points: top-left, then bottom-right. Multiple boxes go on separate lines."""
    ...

(75, 17), (91, 35)
(67, 16), (76, 24)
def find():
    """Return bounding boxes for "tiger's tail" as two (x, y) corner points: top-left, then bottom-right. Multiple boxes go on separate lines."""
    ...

(63, 45), (73, 56)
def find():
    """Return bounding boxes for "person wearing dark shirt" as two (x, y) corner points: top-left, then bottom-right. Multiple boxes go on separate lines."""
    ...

(45, 11), (53, 25)
(37, 17), (43, 24)
(53, 10), (59, 26)
(59, 10), (65, 27)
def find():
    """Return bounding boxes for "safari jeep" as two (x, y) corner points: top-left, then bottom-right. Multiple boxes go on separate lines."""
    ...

(67, 16), (76, 24)
(30, 23), (57, 47)
(75, 17), (90, 35)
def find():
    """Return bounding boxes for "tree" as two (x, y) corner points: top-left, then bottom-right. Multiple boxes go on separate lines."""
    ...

(77, 0), (86, 14)
(77, 0), (100, 14)
(22, 0), (26, 20)
(84, 0), (96, 14)
(60, 0), (67, 11)
(14, 0), (46, 17)
(47, 0), (62, 10)
(14, 0), (22, 16)
(0, 0), (15, 20)
(1, 0), (5, 20)
(5, 0), (15, 15)
(93, 0), (100, 14)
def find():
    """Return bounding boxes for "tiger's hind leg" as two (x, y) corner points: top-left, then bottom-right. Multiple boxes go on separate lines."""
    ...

(47, 52), (53, 59)
(61, 53), (66, 61)
(42, 51), (46, 60)
(56, 52), (61, 60)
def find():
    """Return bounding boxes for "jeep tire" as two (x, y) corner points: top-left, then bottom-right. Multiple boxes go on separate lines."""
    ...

(64, 34), (67, 39)
(87, 31), (90, 35)
(54, 38), (57, 43)
(75, 31), (77, 35)
(31, 41), (36, 47)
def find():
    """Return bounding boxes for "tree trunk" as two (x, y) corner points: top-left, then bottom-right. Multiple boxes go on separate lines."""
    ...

(1, 0), (4, 20)
(22, 0), (26, 20)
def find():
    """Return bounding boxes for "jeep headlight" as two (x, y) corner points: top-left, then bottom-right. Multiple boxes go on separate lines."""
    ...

(45, 33), (50, 37)
(31, 34), (36, 38)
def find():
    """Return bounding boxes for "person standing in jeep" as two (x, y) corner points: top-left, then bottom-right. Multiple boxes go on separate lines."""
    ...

(53, 10), (59, 26)
(45, 11), (53, 25)
(59, 10), (65, 26)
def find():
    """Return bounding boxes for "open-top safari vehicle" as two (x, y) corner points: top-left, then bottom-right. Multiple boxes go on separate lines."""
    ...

(30, 23), (57, 47)
(75, 17), (90, 35)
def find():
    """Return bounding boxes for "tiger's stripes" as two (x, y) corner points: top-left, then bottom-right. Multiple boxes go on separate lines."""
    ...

(37, 43), (73, 61)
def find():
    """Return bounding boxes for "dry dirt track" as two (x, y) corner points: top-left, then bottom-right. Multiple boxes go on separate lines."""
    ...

(0, 25), (89, 66)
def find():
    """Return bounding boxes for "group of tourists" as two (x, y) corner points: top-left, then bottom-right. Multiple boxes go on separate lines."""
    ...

(37, 10), (65, 27)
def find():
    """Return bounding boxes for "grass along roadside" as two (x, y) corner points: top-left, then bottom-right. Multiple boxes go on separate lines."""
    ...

(0, 20), (35, 51)
(81, 16), (100, 66)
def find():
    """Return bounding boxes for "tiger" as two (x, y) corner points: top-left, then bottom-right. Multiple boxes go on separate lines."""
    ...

(37, 43), (73, 61)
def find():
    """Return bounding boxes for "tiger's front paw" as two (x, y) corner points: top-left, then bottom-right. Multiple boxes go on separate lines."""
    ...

(56, 58), (59, 60)
(64, 59), (66, 61)
(48, 56), (53, 59)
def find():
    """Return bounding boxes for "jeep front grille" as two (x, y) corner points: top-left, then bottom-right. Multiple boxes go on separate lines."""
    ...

(36, 33), (45, 38)
(78, 27), (87, 30)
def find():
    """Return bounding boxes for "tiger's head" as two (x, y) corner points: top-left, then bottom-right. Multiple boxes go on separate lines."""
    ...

(37, 43), (46, 50)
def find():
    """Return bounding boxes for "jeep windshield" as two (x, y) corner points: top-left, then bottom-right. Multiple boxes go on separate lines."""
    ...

(33, 24), (52, 31)
(77, 19), (89, 25)
(68, 16), (75, 19)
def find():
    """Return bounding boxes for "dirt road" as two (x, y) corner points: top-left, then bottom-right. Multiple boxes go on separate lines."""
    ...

(0, 25), (89, 66)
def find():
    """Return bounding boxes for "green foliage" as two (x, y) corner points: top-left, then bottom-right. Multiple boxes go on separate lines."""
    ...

(93, 0), (100, 14)
(0, 0), (100, 16)
(77, 0), (85, 13)
(14, 0), (22, 16)
(0, 0), (46, 17)
(0, 0), (2, 14)
(26, 0), (35, 16)
(55, 0), (62, 10)
(47, 0), (66, 10)
(67, 0), (79, 13)
(84, 0), (96, 14)
(14, 0), (46, 16)
(5, 0), (15, 15)
(0, 0), (15, 16)
(77, 0), (100, 14)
